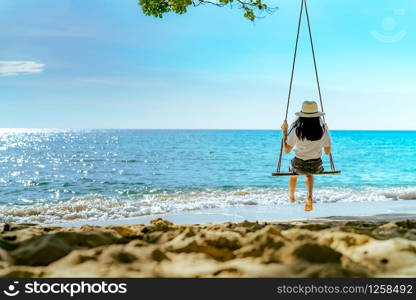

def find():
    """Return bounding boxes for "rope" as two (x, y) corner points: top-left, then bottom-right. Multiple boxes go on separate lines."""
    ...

(284, 0), (304, 121)
(277, 0), (304, 173)
(304, 0), (336, 171)
(276, 0), (336, 173)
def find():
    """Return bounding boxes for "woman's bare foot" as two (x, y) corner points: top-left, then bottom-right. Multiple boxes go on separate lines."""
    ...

(289, 195), (296, 203)
(304, 196), (313, 211)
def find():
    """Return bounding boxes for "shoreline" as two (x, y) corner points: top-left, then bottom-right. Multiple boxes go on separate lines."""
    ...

(51, 200), (416, 227)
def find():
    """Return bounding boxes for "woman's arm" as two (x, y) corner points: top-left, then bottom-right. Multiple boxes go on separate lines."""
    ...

(281, 121), (293, 153)
(323, 123), (331, 155)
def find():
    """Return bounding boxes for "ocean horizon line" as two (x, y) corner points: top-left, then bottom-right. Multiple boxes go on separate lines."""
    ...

(1, 128), (416, 132)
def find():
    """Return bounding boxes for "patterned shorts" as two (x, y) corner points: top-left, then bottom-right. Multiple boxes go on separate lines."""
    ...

(289, 157), (323, 175)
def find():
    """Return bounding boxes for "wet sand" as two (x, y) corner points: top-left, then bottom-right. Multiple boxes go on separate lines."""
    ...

(1, 216), (416, 278)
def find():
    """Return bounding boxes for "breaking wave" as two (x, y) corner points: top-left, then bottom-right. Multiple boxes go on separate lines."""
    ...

(1, 186), (416, 224)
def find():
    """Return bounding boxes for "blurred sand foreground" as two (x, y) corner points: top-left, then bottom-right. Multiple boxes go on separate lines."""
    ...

(0, 218), (416, 277)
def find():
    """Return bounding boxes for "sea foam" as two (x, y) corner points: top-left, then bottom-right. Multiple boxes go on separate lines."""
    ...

(1, 186), (415, 224)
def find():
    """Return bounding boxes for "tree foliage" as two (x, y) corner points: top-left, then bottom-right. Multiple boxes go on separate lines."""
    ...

(138, 0), (277, 21)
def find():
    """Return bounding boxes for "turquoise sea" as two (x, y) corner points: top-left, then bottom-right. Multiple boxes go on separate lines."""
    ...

(0, 129), (415, 224)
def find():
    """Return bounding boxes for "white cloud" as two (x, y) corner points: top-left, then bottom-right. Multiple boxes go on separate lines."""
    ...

(0, 61), (45, 76)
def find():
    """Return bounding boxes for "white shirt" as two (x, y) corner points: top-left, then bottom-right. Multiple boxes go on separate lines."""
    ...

(286, 128), (331, 160)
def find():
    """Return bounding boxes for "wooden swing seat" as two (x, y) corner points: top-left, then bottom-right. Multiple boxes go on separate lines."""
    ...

(272, 170), (341, 176)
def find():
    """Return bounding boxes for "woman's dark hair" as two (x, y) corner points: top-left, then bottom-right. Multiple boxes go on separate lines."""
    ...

(290, 117), (325, 141)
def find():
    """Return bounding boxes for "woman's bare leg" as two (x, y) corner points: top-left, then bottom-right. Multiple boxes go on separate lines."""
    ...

(289, 176), (298, 203)
(304, 175), (314, 211)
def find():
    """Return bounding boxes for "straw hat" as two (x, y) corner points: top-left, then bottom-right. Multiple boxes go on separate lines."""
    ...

(295, 101), (325, 118)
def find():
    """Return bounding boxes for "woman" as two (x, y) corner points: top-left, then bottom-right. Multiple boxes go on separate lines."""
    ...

(281, 101), (331, 211)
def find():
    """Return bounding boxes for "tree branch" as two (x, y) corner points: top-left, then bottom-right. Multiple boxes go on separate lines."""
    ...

(139, 0), (278, 21)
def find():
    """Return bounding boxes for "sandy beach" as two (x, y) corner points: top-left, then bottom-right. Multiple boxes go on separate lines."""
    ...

(1, 215), (416, 278)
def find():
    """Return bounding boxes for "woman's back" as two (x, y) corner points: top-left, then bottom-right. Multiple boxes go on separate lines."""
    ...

(287, 128), (331, 160)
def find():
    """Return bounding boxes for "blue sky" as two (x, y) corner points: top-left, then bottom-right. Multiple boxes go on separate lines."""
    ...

(1, 0), (415, 129)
